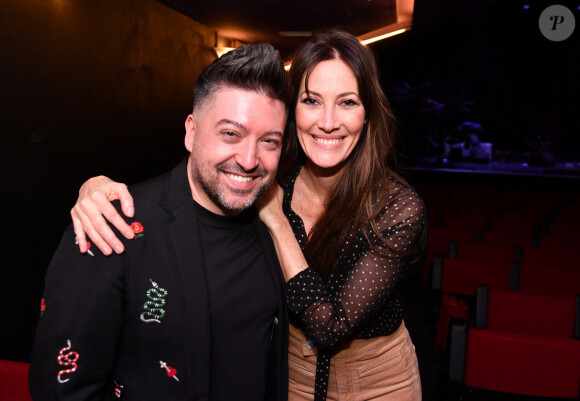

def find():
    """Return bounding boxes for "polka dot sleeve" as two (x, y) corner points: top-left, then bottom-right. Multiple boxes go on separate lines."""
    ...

(286, 267), (327, 312)
(285, 178), (425, 349)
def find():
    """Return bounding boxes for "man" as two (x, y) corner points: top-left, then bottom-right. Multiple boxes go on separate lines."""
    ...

(29, 43), (289, 401)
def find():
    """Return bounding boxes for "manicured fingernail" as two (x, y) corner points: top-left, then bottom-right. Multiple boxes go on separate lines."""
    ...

(127, 206), (134, 217)
(114, 245), (123, 254)
(103, 246), (112, 255)
(126, 231), (134, 238)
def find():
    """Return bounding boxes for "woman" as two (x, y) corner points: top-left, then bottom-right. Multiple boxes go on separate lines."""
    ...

(71, 30), (425, 400)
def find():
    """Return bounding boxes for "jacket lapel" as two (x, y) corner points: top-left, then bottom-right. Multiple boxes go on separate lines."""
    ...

(254, 218), (288, 400)
(254, 218), (284, 306)
(160, 159), (212, 401)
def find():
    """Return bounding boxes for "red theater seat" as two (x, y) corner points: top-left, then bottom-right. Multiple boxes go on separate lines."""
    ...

(0, 360), (32, 401)
(431, 260), (515, 357)
(448, 287), (580, 398)
(483, 288), (578, 338)
(434, 295), (469, 354)
(520, 247), (580, 268)
(464, 329), (580, 398)
(519, 263), (580, 296)
(422, 227), (480, 288)
(432, 257), (514, 295)
(450, 242), (521, 263)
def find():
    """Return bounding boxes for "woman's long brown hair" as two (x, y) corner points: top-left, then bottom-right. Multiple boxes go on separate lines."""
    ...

(278, 30), (401, 281)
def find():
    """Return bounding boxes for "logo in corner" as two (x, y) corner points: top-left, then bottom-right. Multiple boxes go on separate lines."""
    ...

(539, 5), (575, 41)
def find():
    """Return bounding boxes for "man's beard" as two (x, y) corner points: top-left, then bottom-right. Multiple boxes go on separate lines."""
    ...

(190, 160), (274, 214)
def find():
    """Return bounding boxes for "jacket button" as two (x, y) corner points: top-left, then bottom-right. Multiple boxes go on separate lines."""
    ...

(305, 341), (314, 350)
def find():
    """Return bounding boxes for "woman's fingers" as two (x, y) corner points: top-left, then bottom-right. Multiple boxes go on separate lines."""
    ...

(109, 182), (135, 222)
(72, 176), (137, 254)
(71, 208), (88, 253)
(87, 189), (133, 252)
(71, 199), (116, 255)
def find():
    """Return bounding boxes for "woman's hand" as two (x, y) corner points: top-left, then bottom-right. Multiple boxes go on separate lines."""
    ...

(70, 176), (135, 255)
(256, 182), (286, 231)
(256, 183), (308, 281)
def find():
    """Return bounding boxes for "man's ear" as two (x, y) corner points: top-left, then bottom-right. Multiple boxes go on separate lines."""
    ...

(184, 114), (196, 152)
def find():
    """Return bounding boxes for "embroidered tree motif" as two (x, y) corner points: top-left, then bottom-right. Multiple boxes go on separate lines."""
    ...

(140, 279), (167, 323)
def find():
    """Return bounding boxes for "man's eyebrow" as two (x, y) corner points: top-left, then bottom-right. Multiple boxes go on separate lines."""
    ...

(265, 130), (284, 138)
(217, 119), (283, 138)
(216, 119), (246, 131)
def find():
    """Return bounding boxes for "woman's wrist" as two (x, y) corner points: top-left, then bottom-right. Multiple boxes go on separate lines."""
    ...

(259, 208), (290, 232)
(266, 214), (291, 232)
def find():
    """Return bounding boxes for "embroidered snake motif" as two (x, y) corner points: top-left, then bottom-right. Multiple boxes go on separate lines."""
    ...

(57, 340), (79, 383)
(140, 279), (167, 323)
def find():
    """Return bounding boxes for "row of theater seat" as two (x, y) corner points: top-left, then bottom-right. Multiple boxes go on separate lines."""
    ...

(432, 257), (580, 297)
(416, 182), (580, 399)
(0, 359), (32, 401)
(448, 287), (580, 399)
(423, 221), (580, 288)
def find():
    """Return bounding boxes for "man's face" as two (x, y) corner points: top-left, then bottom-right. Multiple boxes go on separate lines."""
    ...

(184, 86), (286, 216)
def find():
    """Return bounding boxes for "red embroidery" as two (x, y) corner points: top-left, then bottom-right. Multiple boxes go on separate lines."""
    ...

(74, 237), (94, 256)
(130, 222), (144, 238)
(113, 380), (126, 398)
(86, 241), (94, 256)
(159, 360), (179, 382)
(57, 340), (79, 383)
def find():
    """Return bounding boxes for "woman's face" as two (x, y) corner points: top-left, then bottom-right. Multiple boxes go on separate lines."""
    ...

(295, 58), (366, 171)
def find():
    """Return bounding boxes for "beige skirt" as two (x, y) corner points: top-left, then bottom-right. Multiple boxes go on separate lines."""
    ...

(288, 321), (422, 401)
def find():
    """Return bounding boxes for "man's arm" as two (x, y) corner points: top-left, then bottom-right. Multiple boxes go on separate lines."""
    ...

(29, 224), (125, 400)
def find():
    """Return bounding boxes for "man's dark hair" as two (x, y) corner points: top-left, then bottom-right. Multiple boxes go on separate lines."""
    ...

(192, 43), (289, 113)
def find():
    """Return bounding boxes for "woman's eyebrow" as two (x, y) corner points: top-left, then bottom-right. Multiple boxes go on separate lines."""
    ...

(300, 89), (360, 98)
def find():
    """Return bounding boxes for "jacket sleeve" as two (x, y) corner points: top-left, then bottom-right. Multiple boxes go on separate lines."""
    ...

(29, 224), (125, 401)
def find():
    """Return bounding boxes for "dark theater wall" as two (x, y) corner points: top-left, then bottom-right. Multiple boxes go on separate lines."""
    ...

(0, 0), (216, 361)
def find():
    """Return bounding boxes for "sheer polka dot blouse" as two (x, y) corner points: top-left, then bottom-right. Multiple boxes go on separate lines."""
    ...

(283, 167), (426, 401)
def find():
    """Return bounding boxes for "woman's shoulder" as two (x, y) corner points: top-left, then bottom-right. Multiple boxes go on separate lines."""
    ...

(374, 174), (425, 227)
(382, 173), (424, 208)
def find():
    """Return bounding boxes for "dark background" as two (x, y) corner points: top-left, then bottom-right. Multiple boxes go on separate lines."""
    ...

(1, 0), (578, 366)
(375, 0), (580, 168)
